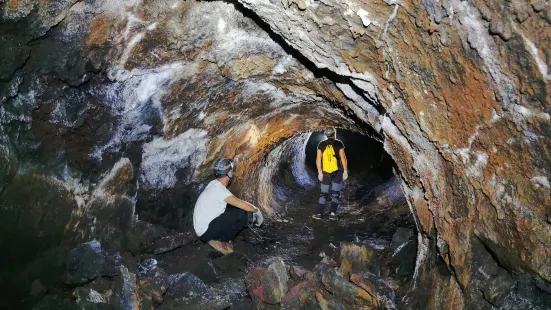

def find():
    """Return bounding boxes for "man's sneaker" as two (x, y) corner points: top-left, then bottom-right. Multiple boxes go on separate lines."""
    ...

(312, 214), (323, 220)
(329, 212), (337, 220)
(208, 240), (234, 254)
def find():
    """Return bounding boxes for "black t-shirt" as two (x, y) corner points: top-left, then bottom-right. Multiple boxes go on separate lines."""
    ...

(317, 138), (345, 170)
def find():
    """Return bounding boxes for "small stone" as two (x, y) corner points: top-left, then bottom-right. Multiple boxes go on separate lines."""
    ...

(263, 257), (290, 304)
(489, 19), (513, 41)
(296, 0), (308, 10)
(531, 0), (547, 12)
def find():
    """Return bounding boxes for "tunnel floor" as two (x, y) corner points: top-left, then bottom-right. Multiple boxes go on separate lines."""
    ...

(152, 178), (416, 308)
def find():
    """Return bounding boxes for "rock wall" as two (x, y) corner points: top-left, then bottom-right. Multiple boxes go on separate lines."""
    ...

(0, 0), (550, 308)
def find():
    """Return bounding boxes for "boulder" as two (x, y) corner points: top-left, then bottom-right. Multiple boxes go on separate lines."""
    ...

(65, 240), (118, 284)
(262, 257), (289, 304)
(338, 243), (374, 277)
(350, 274), (384, 308)
(137, 258), (170, 293)
(321, 268), (375, 308)
(281, 280), (320, 310)
(112, 265), (140, 310)
(315, 290), (347, 310)
(245, 269), (266, 309)
(287, 264), (314, 282)
(165, 272), (230, 310)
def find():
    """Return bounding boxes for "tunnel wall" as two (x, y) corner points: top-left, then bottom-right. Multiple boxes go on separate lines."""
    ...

(0, 0), (550, 307)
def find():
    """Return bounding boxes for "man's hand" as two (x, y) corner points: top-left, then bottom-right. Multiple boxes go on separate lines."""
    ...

(318, 171), (323, 182)
(252, 209), (264, 227)
(225, 195), (258, 212)
(343, 170), (348, 181)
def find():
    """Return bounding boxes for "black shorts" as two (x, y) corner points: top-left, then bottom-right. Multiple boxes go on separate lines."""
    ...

(321, 170), (343, 185)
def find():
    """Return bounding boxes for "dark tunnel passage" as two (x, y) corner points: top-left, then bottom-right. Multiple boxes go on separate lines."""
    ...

(304, 129), (395, 184)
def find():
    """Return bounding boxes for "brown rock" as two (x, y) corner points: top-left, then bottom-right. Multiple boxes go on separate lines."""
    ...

(263, 257), (290, 304)
(350, 274), (383, 308)
(339, 243), (375, 277)
(320, 267), (375, 308)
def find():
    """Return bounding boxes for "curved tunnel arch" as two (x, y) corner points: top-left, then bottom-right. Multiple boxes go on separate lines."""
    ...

(0, 0), (550, 308)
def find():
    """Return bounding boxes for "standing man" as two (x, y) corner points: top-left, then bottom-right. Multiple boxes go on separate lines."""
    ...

(313, 127), (348, 220)
(193, 158), (264, 254)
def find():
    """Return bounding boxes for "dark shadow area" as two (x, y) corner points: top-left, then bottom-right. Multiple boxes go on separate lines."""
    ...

(305, 129), (394, 182)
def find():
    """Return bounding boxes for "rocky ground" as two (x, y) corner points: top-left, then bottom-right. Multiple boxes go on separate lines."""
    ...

(24, 177), (417, 309)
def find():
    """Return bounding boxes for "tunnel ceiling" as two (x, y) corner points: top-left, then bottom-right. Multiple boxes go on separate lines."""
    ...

(0, 0), (550, 308)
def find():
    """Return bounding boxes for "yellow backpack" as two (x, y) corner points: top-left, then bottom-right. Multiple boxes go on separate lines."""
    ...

(322, 144), (339, 173)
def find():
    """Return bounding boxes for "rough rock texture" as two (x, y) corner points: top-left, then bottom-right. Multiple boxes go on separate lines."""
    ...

(246, 256), (387, 310)
(263, 257), (290, 304)
(0, 0), (550, 308)
(164, 272), (231, 310)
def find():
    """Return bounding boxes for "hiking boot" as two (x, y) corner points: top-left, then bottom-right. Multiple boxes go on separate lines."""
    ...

(329, 212), (337, 220)
(312, 214), (323, 220)
(208, 240), (234, 255)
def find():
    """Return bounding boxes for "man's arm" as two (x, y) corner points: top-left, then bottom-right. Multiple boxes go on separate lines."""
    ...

(339, 148), (348, 172)
(225, 195), (259, 212)
(316, 149), (322, 173)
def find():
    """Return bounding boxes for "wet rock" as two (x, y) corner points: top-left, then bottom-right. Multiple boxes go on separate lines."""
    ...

(141, 232), (197, 254)
(65, 240), (118, 285)
(391, 227), (414, 250)
(338, 243), (375, 277)
(165, 272), (230, 310)
(262, 257), (289, 304)
(320, 268), (374, 307)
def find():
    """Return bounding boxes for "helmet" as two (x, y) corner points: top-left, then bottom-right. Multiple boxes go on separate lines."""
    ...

(213, 158), (234, 178)
(324, 127), (336, 137)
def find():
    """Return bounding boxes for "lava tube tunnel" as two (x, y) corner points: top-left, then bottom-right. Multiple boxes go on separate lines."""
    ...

(0, 0), (550, 309)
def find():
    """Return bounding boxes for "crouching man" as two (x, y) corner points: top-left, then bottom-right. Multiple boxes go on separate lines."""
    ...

(193, 158), (264, 254)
